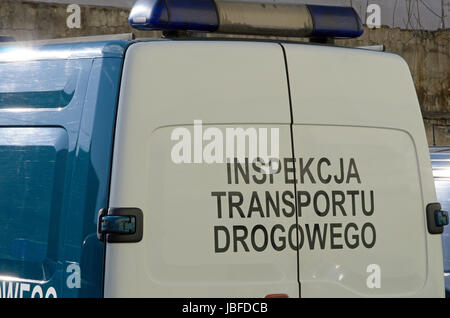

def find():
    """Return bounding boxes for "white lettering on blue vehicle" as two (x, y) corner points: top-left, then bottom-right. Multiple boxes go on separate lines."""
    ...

(0, 280), (57, 298)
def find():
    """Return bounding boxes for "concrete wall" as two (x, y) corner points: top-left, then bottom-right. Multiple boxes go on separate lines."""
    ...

(336, 28), (450, 146)
(1, 0), (449, 145)
(30, 0), (450, 31)
(0, 0), (153, 40)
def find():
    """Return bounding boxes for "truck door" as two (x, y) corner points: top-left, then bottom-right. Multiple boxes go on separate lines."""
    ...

(283, 43), (444, 297)
(104, 41), (299, 297)
(0, 52), (124, 298)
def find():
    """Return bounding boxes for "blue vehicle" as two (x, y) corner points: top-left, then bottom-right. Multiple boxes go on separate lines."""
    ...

(430, 147), (450, 297)
(0, 36), (130, 298)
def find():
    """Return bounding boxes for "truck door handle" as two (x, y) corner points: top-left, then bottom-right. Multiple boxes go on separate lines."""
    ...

(426, 203), (449, 234)
(101, 215), (136, 235)
(97, 207), (143, 243)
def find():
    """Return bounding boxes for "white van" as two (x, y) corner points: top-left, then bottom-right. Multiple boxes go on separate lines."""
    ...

(0, 0), (446, 298)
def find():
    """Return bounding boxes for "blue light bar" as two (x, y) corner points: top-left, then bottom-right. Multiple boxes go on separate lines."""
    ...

(129, 0), (364, 39)
(308, 5), (363, 38)
(129, 0), (218, 32)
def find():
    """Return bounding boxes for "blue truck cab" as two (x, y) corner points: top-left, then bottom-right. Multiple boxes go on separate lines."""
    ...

(0, 39), (130, 297)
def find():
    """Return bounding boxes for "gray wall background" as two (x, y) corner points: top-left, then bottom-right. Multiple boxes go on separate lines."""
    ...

(33, 0), (450, 30)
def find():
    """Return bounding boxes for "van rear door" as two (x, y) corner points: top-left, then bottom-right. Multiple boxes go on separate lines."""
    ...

(283, 43), (444, 297)
(104, 41), (298, 297)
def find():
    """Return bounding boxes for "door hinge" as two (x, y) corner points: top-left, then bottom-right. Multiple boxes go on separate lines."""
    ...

(97, 207), (143, 243)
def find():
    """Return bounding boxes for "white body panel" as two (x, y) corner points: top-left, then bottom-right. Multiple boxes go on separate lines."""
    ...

(105, 40), (444, 298)
(284, 44), (444, 297)
(105, 41), (298, 297)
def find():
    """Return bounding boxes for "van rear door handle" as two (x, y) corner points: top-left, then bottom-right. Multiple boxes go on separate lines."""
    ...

(100, 215), (136, 235)
(426, 203), (449, 234)
(97, 207), (143, 243)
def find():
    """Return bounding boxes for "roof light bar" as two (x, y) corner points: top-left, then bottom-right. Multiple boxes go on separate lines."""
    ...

(129, 0), (218, 32)
(129, 0), (364, 39)
(307, 5), (363, 38)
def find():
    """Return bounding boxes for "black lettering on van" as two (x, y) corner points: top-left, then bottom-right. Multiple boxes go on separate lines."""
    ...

(330, 223), (343, 249)
(288, 224), (304, 250)
(281, 191), (295, 217)
(334, 159), (345, 184)
(268, 158), (282, 184)
(332, 191), (347, 216)
(347, 158), (361, 184)
(299, 158), (316, 184)
(252, 157), (266, 185)
(270, 224), (286, 251)
(251, 225), (268, 252)
(265, 191), (280, 218)
(313, 191), (329, 217)
(297, 191), (311, 217)
(344, 222), (359, 249)
(234, 158), (250, 184)
(361, 222), (376, 248)
(228, 192), (245, 218)
(214, 226), (230, 253)
(226, 161), (232, 184)
(305, 224), (327, 249)
(233, 226), (250, 252)
(284, 158), (296, 184)
(347, 190), (359, 216)
(211, 192), (226, 219)
(248, 191), (264, 218)
(317, 158), (332, 184)
(361, 191), (375, 216)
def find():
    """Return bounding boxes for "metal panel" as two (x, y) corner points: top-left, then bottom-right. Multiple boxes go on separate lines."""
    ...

(283, 43), (444, 297)
(105, 41), (298, 297)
